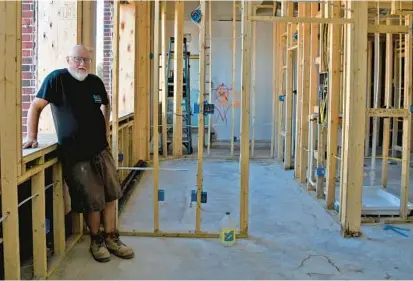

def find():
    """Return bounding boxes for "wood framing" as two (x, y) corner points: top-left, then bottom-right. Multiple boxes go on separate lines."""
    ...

(325, 2), (341, 209)
(400, 15), (412, 219)
(0, 2), (22, 279)
(133, 1), (150, 162)
(153, 0), (160, 232)
(196, 0), (206, 232)
(240, 0), (251, 235)
(340, 1), (368, 237)
(173, 1), (184, 157)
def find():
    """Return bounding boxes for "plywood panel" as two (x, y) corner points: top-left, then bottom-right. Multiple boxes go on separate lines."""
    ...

(37, 1), (78, 133)
(119, 3), (135, 116)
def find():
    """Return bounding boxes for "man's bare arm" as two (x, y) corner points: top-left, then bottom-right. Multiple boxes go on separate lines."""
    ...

(23, 97), (49, 148)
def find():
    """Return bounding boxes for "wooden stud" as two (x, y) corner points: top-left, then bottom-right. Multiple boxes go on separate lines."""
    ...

(0, 3), (21, 278)
(161, 1), (168, 158)
(231, 0), (237, 157)
(277, 5), (286, 163)
(32, 158), (47, 278)
(53, 162), (65, 256)
(173, 1), (184, 157)
(298, 3), (311, 183)
(133, 2), (150, 162)
(196, 0), (206, 233)
(284, 1), (294, 169)
(326, 1), (341, 209)
(400, 15), (412, 219)
(251, 16), (256, 157)
(371, 4), (381, 173)
(207, 0), (212, 156)
(240, 0), (251, 235)
(271, 3), (277, 159)
(365, 41), (373, 157)
(340, 0), (368, 237)
(307, 2), (319, 191)
(294, 3), (303, 178)
(153, 0), (160, 232)
(381, 18), (394, 188)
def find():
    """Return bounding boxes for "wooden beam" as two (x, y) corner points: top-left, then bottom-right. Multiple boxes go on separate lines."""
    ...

(153, 0), (160, 232)
(207, 0), (212, 156)
(326, 1), (341, 209)
(298, 3), (311, 183)
(271, 3), (277, 159)
(32, 158), (47, 278)
(249, 15), (353, 24)
(371, 4), (381, 173)
(173, 1), (184, 156)
(306, 2), (319, 191)
(112, 0), (121, 227)
(231, 0), (237, 157)
(240, 0), (252, 235)
(251, 14), (256, 157)
(365, 41), (373, 157)
(340, 1), (368, 237)
(400, 15), (412, 219)
(0, 1), (21, 279)
(161, 1), (168, 158)
(133, 2), (150, 161)
(368, 24), (409, 34)
(381, 18), (394, 188)
(284, 1), (294, 169)
(196, 0), (206, 233)
(53, 162), (65, 257)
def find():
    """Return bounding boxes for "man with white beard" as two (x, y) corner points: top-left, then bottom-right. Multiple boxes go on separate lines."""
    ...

(23, 45), (134, 263)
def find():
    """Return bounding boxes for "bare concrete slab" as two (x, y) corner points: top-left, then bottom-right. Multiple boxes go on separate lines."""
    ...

(50, 159), (413, 280)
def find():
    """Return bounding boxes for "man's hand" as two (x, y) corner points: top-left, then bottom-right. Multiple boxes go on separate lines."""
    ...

(23, 138), (38, 149)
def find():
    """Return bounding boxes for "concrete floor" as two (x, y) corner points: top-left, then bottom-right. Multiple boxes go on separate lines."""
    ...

(50, 158), (413, 280)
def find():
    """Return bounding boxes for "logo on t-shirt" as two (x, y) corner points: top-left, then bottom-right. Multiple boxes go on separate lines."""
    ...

(93, 94), (102, 104)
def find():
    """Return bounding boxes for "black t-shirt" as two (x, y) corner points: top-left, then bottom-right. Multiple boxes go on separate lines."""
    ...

(36, 68), (109, 162)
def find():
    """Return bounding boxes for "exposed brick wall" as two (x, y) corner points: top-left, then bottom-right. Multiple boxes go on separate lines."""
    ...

(21, 0), (37, 135)
(103, 0), (113, 100)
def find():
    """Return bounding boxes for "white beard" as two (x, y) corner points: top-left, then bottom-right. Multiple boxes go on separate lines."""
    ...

(68, 68), (88, 81)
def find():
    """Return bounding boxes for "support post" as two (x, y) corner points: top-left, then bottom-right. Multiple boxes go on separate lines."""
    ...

(400, 15), (412, 219)
(0, 1), (22, 279)
(326, 2), (341, 209)
(240, 0), (251, 235)
(153, 0), (160, 232)
(173, 1), (184, 157)
(340, 1), (368, 237)
(196, 0), (206, 232)
(382, 18), (394, 187)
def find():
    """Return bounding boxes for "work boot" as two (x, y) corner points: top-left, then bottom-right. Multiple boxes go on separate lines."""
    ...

(104, 230), (135, 259)
(90, 232), (111, 263)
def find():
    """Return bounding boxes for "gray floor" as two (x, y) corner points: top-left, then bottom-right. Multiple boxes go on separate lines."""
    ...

(50, 158), (413, 280)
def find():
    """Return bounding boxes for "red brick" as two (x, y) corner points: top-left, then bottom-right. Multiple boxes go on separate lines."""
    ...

(22, 26), (32, 33)
(22, 34), (32, 41)
(22, 49), (32, 57)
(22, 72), (33, 79)
(23, 88), (33, 95)
(22, 11), (33, 18)
(22, 4), (32, 11)
(22, 111), (28, 118)
(22, 95), (31, 102)
(22, 41), (33, 49)
(22, 57), (32, 64)
(22, 18), (32, 25)
(22, 102), (31, 110)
